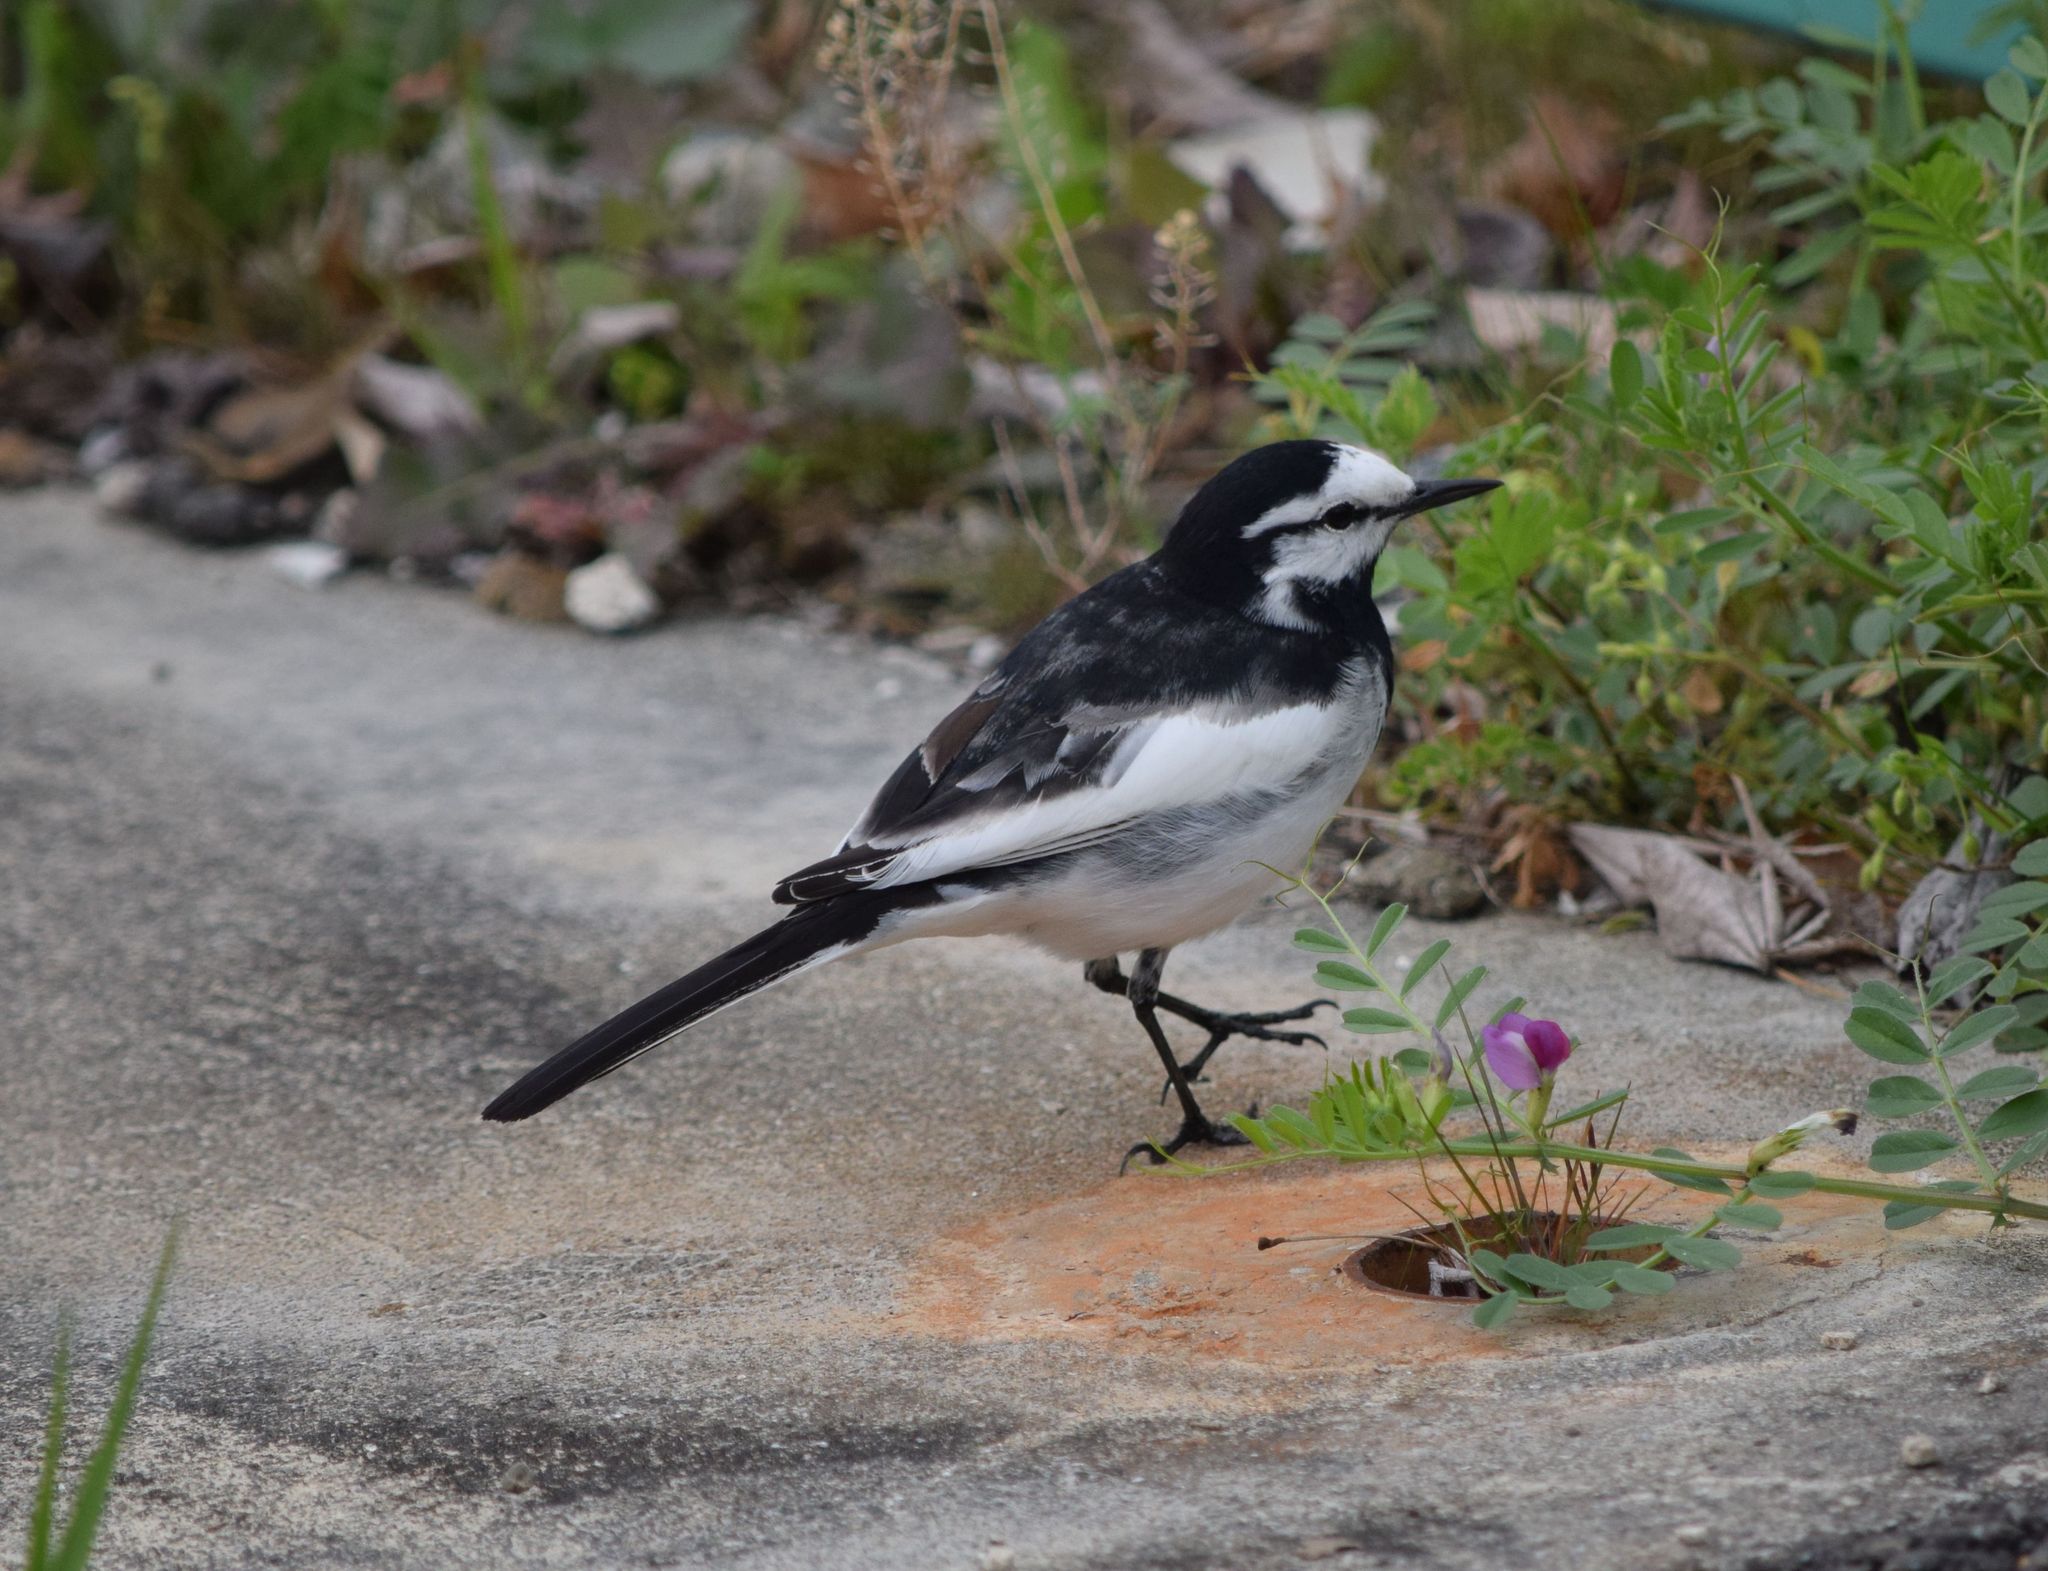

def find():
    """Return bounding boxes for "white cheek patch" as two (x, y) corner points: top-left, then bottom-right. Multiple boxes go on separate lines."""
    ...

(1257, 523), (1385, 626)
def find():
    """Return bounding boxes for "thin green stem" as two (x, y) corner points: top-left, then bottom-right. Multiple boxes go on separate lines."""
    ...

(1189, 1137), (2048, 1223)
(1907, 969), (2010, 1199)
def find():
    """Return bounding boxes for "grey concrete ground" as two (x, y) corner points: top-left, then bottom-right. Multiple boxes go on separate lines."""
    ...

(2, 487), (2045, 1571)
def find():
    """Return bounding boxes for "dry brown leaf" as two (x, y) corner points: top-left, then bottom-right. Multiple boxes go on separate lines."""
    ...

(184, 372), (355, 484)
(1680, 664), (1725, 715)
(1569, 789), (1873, 974)
(475, 553), (570, 622)
(0, 428), (71, 488)
(1570, 823), (1782, 971)
(1398, 638), (1446, 674)
(1494, 805), (1583, 909)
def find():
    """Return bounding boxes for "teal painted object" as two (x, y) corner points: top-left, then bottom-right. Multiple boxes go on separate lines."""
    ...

(1646, 1), (2020, 80)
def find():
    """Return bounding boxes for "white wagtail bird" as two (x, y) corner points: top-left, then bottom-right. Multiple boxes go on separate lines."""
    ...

(484, 439), (1500, 1160)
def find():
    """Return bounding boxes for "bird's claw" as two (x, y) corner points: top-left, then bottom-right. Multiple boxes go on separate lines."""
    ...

(1119, 1113), (1253, 1173)
(1152, 999), (1334, 1103)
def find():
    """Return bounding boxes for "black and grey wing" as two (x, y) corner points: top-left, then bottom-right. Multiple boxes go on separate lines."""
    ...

(771, 569), (1347, 904)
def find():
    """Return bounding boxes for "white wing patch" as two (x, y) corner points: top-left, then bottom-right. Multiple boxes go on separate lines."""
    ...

(853, 700), (1347, 890)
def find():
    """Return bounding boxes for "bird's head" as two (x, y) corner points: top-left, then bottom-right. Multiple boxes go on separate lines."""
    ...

(1157, 440), (1500, 630)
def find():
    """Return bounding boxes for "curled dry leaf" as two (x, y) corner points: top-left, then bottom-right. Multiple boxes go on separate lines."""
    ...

(1569, 784), (1877, 974)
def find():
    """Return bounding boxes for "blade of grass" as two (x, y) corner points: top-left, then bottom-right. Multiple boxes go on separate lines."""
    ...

(50, 1230), (177, 1571)
(25, 1317), (73, 1571)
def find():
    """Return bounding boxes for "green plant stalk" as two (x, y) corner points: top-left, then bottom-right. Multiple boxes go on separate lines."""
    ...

(2011, 86), (2045, 301)
(1911, 966), (2012, 1200)
(457, 47), (538, 410)
(1928, 1050), (2009, 1199)
(1217, 1136), (2048, 1222)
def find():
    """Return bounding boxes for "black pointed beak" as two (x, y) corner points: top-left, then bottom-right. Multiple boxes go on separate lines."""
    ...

(1395, 477), (1503, 517)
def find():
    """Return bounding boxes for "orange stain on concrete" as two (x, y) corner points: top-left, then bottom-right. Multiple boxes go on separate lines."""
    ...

(891, 1153), (1902, 1370)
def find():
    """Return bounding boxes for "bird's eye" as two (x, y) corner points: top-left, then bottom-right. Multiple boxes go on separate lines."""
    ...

(1321, 504), (1364, 532)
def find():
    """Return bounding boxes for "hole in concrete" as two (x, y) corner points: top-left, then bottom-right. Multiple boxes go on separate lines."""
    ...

(1341, 1213), (1676, 1303)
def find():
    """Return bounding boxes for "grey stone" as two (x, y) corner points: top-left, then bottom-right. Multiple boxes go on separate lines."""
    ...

(1344, 841), (1487, 920)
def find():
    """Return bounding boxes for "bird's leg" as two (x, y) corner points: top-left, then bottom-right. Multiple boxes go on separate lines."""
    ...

(1111, 949), (1253, 1170)
(1085, 955), (1331, 1104)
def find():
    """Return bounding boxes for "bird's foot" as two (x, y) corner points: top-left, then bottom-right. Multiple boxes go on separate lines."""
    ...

(1120, 1110), (1254, 1173)
(1154, 998), (1333, 1104)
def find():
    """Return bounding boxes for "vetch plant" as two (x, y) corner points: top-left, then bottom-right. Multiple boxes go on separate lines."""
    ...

(1161, 878), (2048, 1330)
(1845, 833), (2048, 1226)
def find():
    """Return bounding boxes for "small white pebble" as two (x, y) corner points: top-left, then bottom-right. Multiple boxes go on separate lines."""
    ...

(980, 1542), (1015, 1571)
(1674, 1525), (1710, 1546)
(1978, 1372), (2006, 1395)
(1821, 1329), (1859, 1351)
(1900, 1434), (1940, 1468)
(267, 540), (348, 589)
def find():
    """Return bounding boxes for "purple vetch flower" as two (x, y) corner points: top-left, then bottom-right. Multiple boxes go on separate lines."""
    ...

(1481, 1013), (1572, 1092)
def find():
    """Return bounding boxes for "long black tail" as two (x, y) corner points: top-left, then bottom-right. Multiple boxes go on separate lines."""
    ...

(483, 892), (915, 1123)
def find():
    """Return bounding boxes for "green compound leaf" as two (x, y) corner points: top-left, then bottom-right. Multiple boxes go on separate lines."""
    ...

(1845, 1007), (1930, 1064)
(1651, 1148), (1734, 1195)
(1883, 1199), (1946, 1230)
(1229, 1113), (1275, 1153)
(1977, 1089), (2048, 1142)
(1865, 1074), (1942, 1119)
(1937, 1006), (2019, 1058)
(1543, 1087), (1630, 1127)
(1564, 1283), (1614, 1311)
(1400, 939), (1451, 999)
(1853, 980), (1917, 1019)
(1746, 1168), (1818, 1197)
(1882, 1178), (1980, 1231)
(1923, 955), (1991, 1006)
(1342, 1007), (1412, 1034)
(1976, 882), (2048, 921)
(1435, 965), (1487, 1029)
(1609, 339), (1645, 408)
(1465, 1248), (1511, 1288)
(1582, 1223), (1682, 1252)
(1366, 903), (1407, 959)
(1996, 1129), (2048, 1178)
(1607, 1263), (1676, 1295)
(1875, 1204), (1941, 1228)
(1315, 961), (1377, 992)
(1661, 1234), (1742, 1271)
(1715, 1201), (1784, 1231)
(1869, 1129), (1960, 1172)
(1293, 928), (1350, 953)
(1264, 1105), (1322, 1150)
(1503, 1253), (1576, 1291)
(1472, 1290), (1517, 1329)
(1955, 1065), (2040, 1102)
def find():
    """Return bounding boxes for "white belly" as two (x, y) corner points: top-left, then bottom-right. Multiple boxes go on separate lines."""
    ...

(900, 758), (1361, 960)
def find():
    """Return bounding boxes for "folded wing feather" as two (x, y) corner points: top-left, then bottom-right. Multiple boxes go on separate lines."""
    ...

(772, 695), (1340, 903)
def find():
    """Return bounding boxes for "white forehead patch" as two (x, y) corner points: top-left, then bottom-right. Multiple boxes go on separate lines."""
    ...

(1242, 443), (1416, 538)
